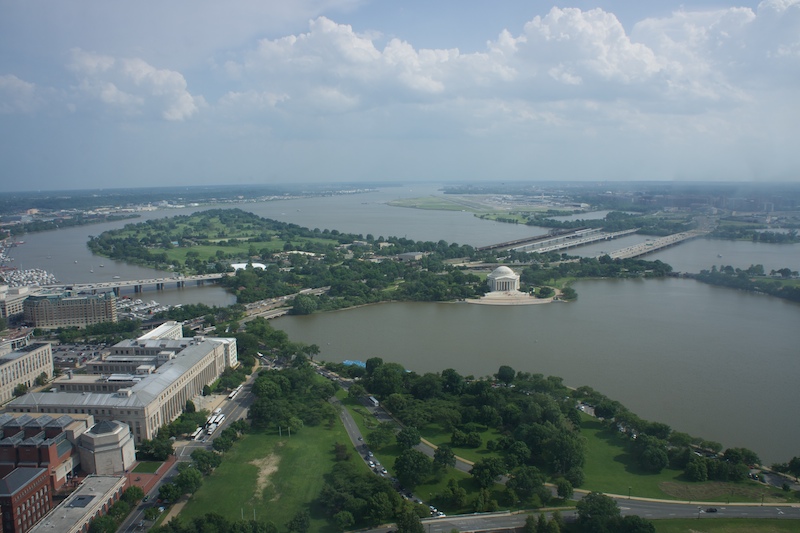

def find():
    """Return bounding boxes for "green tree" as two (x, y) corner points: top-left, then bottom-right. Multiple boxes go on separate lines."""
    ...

(286, 510), (310, 533)
(122, 485), (144, 504)
(158, 482), (180, 502)
(175, 465), (203, 494)
(470, 457), (506, 488)
(347, 383), (366, 399)
(496, 365), (516, 385)
(144, 507), (160, 521)
(13, 383), (28, 397)
(787, 456), (800, 481)
(212, 436), (233, 453)
(191, 449), (222, 475)
(88, 515), (117, 533)
(292, 294), (318, 315)
(396, 508), (425, 533)
(394, 449), (432, 488)
(433, 444), (456, 470)
(576, 492), (620, 533)
(184, 399), (196, 413)
(367, 422), (395, 450)
(368, 492), (394, 522)
(555, 478), (573, 500)
(333, 510), (355, 530)
(507, 465), (547, 504)
(523, 514), (537, 533)
(396, 426), (421, 450)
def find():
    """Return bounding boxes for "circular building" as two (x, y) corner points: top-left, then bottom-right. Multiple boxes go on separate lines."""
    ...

(487, 266), (520, 292)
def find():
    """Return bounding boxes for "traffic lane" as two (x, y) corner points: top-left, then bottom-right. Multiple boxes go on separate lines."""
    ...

(619, 499), (800, 520)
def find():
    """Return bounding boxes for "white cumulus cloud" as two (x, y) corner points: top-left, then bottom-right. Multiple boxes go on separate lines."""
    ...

(69, 48), (203, 121)
(0, 74), (42, 114)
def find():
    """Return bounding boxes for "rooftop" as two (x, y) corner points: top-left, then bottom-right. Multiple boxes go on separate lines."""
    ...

(29, 475), (126, 533)
(0, 467), (46, 496)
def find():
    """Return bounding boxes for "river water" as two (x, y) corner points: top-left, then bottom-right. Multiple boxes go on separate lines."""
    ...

(6, 185), (800, 463)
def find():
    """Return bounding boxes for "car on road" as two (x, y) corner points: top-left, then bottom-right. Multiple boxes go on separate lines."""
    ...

(706, 507), (718, 513)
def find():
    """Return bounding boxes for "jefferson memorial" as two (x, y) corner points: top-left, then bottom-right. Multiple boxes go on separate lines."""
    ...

(468, 265), (549, 305)
(486, 266), (520, 292)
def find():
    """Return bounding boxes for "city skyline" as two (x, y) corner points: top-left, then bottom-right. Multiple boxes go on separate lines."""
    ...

(1, 0), (798, 191)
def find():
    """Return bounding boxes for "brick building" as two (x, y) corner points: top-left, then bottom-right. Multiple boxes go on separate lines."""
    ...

(0, 467), (52, 533)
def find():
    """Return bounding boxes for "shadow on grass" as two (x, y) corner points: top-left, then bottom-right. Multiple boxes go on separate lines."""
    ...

(583, 419), (663, 477)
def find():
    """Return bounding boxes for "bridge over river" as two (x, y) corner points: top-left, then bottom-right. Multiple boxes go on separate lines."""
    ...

(42, 273), (229, 295)
(602, 231), (708, 260)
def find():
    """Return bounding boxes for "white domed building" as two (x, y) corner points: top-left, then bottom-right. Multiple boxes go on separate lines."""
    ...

(487, 266), (520, 293)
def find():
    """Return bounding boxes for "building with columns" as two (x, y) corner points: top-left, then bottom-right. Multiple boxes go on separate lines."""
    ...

(487, 266), (520, 292)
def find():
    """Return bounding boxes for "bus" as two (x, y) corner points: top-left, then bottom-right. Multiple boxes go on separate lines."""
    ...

(205, 416), (215, 427)
(189, 427), (203, 440)
(212, 414), (225, 425)
(207, 423), (218, 436)
(368, 396), (379, 407)
(228, 384), (245, 400)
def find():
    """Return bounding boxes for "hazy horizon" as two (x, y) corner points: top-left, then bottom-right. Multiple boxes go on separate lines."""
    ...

(1, 1), (798, 191)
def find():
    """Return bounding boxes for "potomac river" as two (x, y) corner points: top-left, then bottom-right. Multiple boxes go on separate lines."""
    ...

(7, 185), (800, 463)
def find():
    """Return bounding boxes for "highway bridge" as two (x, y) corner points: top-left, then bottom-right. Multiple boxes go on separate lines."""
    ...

(42, 273), (229, 295)
(511, 228), (639, 253)
(602, 231), (707, 260)
(476, 227), (590, 252)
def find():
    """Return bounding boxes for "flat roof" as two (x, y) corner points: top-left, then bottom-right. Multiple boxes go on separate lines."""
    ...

(10, 338), (224, 409)
(30, 475), (126, 533)
(137, 321), (181, 340)
(0, 342), (49, 363)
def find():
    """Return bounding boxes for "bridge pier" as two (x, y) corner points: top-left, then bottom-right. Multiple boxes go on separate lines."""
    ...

(177, 281), (185, 288)
(156, 283), (164, 290)
(134, 284), (142, 293)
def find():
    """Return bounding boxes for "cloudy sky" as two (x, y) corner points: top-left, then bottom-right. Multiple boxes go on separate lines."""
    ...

(1, 0), (798, 191)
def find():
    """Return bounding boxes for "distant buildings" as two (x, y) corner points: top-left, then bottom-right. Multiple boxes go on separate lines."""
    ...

(0, 286), (30, 320)
(23, 291), (117, 330)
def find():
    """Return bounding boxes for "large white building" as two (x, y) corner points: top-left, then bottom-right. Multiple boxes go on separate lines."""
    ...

(486, 266), (520, 292)
(7, 334), (237, 443)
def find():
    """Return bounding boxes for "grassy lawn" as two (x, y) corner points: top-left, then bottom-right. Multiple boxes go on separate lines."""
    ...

(179, 423), (350, 533)
(132, 461), (162, 473)
(652, 518), (800, 532)
(581, 416), (793, 504)
(581, 416), (685, 499)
